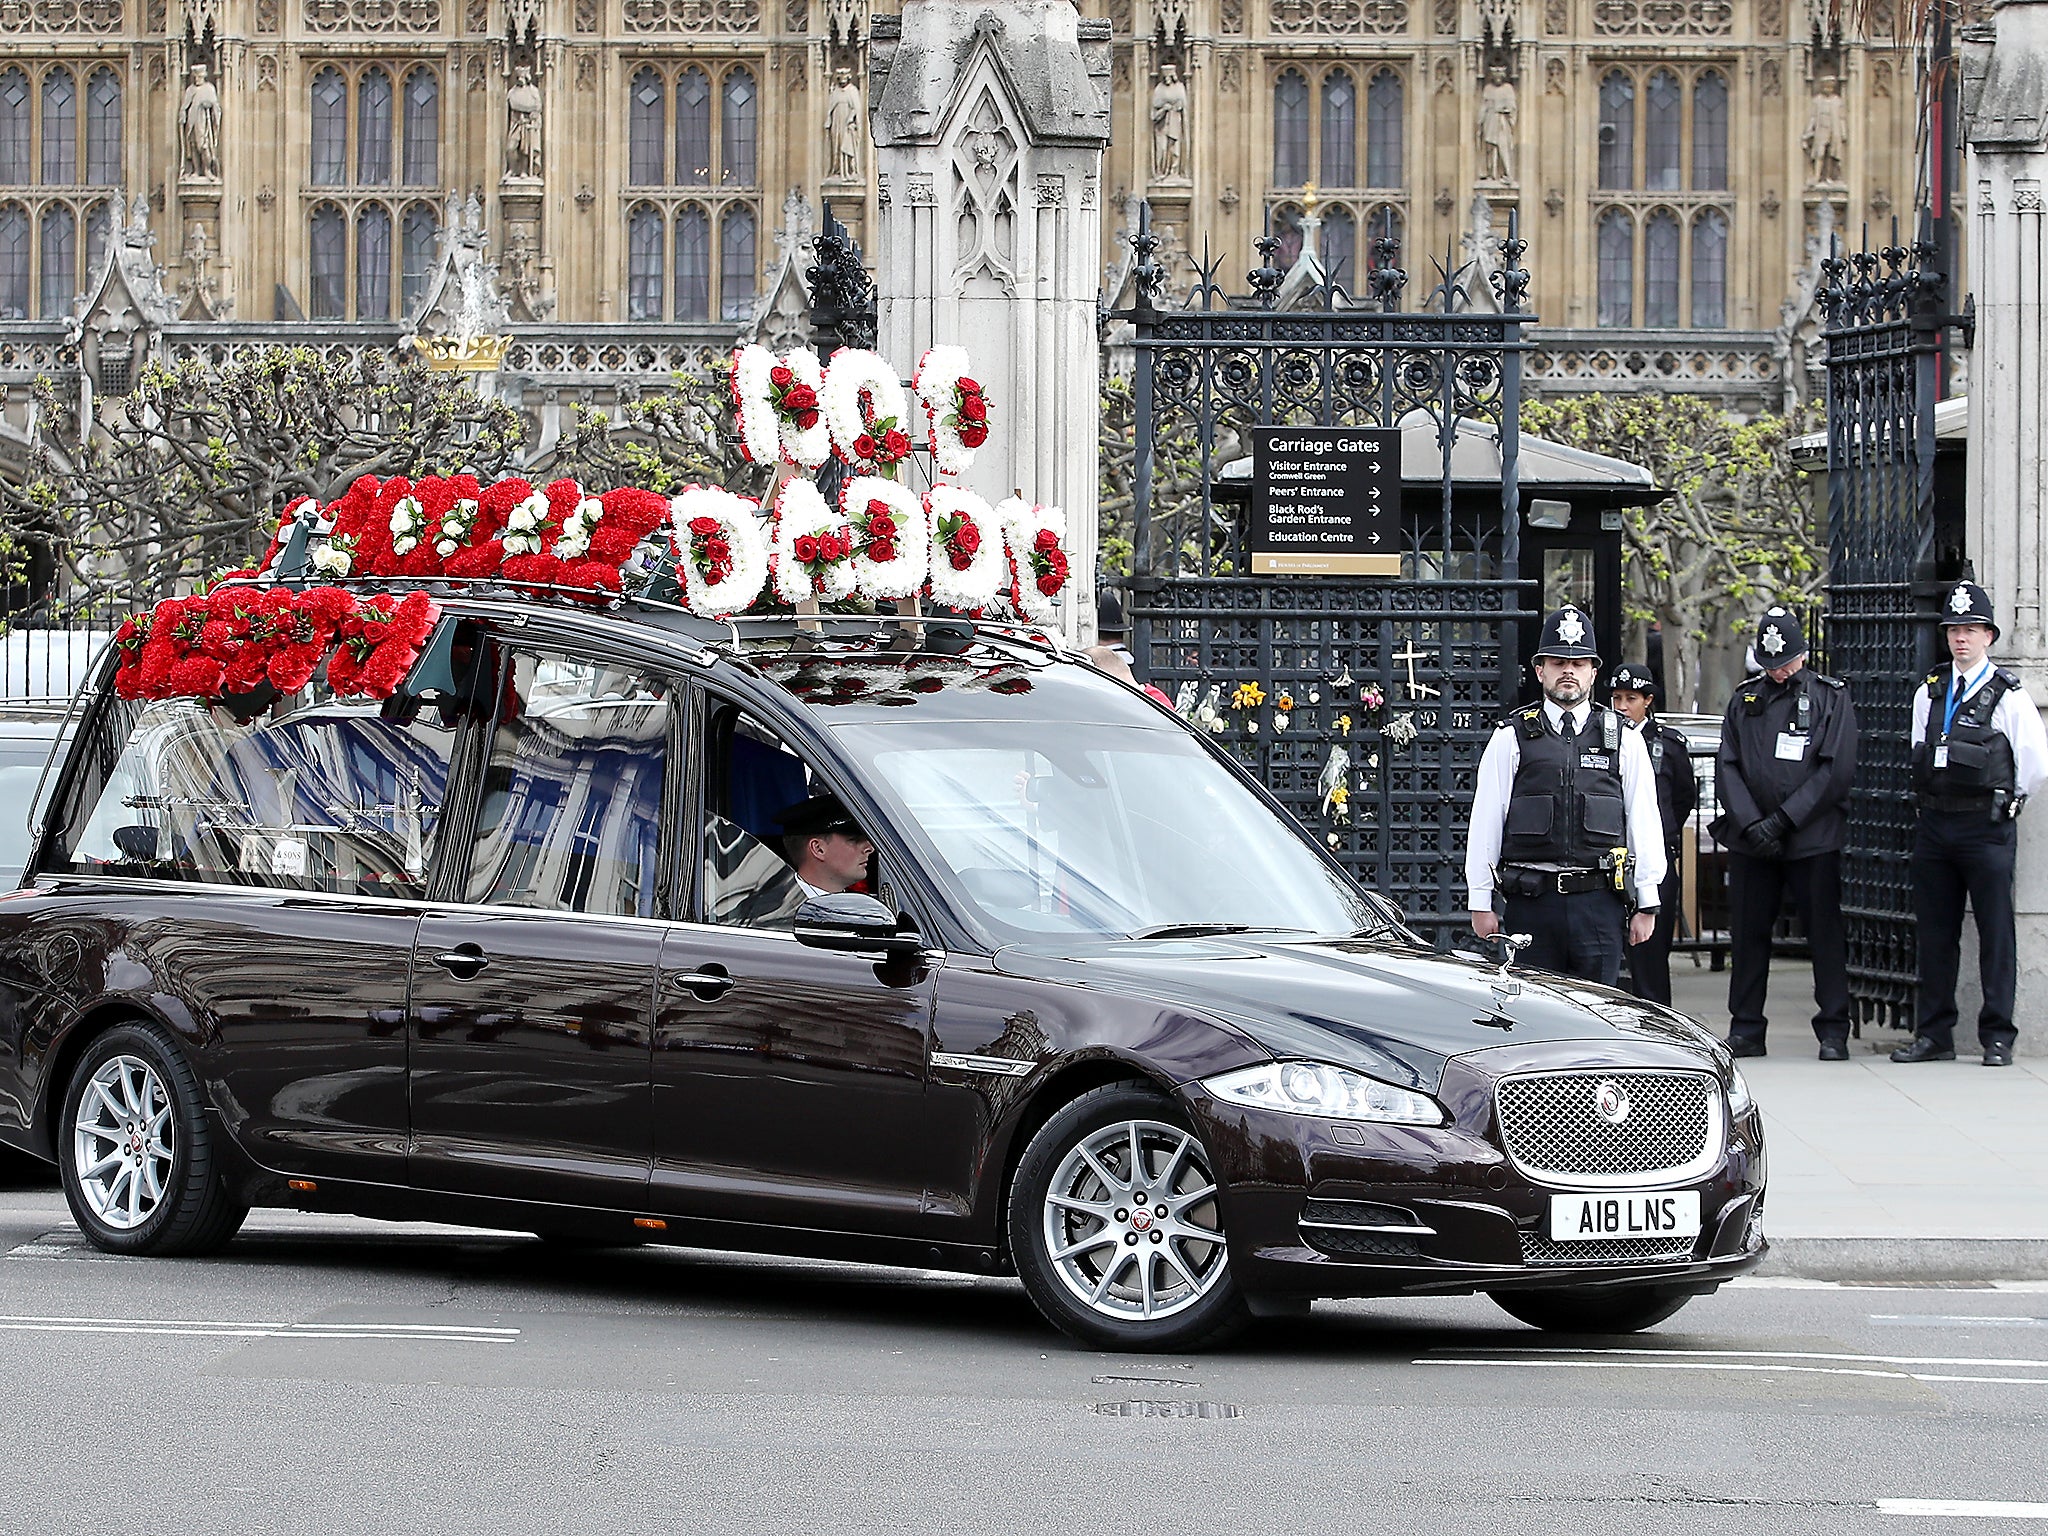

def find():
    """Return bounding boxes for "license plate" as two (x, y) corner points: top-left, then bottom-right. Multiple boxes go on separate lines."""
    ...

(1548, 1191), (1701, 1242)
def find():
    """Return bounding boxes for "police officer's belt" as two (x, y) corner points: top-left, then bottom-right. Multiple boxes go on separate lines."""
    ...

(1500, 864), (1608, 896)
(1919, 787), (1996, 813)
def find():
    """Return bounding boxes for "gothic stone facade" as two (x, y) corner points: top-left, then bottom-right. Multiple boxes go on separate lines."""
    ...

(0, 0), (1929, 450)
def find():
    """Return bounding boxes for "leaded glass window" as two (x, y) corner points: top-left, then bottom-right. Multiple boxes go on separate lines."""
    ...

(1597, 207), (1633, 326)
(1692, 208), (1728, 327)
(1693, 72), (1728, 191)
(675, 204), (709, 319)
(628, 202), (663, 320)
(39, 201), (74, 317)
(1366, 69), (1403, 189)
(1274, 70), (1309, 188)
(41, 68), (76, 186)
(309, 203), (346, 317)
(719, 201), (754, 319)
(1598, 71), (1633, 191)
(677, 68), (711, 186)
(85, 68), (120, 187)
(1321, 70), (1356, 189)
(402, 69), (438, 188)
(311, 68), (347, 187)
(721, 69), (756, 186)
(630, 67), (665, 187)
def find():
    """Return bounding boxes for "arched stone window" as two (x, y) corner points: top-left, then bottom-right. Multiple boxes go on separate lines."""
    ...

(38, 201), (71, 316)
(1644, 207), (1680, 326)
(674, 203), (709, 319)
(402, 68), (438, 188)
(1272, 201), (1303, 268)
(84, 197), (110, 283)
(308, 202), (346, 317)
(1691, 207), (1728, 327)
(0, 71), (27, 185)
(401, 200), (437, 314)
(1597, 206), (1633, 326)
(676, 67), (711, 186)
(1598, 71), (1633, 190)
(1692, 71), (1728, 191)
(719, 201), (755, 318)
(628, 202), (664, 320)
(310, 67), (347, 186)
(41, 67), (76, 186)
(0, 202), (26, 318)
(721, 68), (757, 186)
(1273, 70), (1309, 188)
(356, 68), (392, 187)
(1645, 69), (1681, 191)
(355, 203), (391, 318)
(1321, 70), (1356, 189)
(85, 68), (120, 187)
(1366, 68), (1403, 189)
(629, 67), (665, 186)
(1319, 203), (1356, 283)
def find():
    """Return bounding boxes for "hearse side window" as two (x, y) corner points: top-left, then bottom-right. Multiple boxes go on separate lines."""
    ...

(463, 649), (669, 919)
(699, 705), (830, 928)
(52, 683), (460, 897)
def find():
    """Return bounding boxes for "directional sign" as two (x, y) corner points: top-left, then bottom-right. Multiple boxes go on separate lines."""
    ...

(1249, 426), (1402, 577)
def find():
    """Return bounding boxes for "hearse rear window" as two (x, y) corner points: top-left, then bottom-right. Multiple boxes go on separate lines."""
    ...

(51, 683), (460, 898)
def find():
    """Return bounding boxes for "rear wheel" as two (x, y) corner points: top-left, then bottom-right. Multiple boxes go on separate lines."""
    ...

(1491, 1283), (1699, 1334)
(1008, 1084), (1249, 1351)
(59, 1022), (247, 1257)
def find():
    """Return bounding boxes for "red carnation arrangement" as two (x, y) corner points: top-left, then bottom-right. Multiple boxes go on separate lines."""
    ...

(934, 504), (982, 572)
(684, 515), (736, 587)
(855, 497), (901, 564)
(325, 591), (442, 699)
(769, 363), (822, 433)
(952, 377), (990, 450)
(1026, 526), (1070, 597)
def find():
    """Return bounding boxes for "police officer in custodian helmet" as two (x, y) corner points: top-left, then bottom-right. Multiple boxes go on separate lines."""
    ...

(1715, 606), (1858, 1059)
(1608, 662), (1699, 1004)
(1892, 581), (2048, 1067)
(1467, 607), (1668, 985)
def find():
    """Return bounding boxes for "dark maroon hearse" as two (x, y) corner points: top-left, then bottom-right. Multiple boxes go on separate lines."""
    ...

(0, 594), (1764, 1348)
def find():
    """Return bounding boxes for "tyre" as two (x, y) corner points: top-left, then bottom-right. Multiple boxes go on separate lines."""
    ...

(1007, 1083), (1250, 1351)
(58, 1021), (247, 1257)
(1491, 1283), (1699, 1334)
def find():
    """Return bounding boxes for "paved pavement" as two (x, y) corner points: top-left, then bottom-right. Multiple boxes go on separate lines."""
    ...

(1667, 957), (2048, 1278)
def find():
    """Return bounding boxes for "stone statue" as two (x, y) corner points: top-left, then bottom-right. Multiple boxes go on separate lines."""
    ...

(506, 65), (543, 180)
(1478, 64), (1516, 183)
(1804, 74), (1847, 183)
(1151, 63), (1189, 180)
(506, 0), (541, 41)
(825, 0), (862, 47)
(825, 69), (863, 181)
(180, 64), (221, 181)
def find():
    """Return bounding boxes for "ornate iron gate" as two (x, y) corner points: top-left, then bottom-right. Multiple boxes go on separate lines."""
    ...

(1116, 209), (1537, 945)
(1820, 233), (1947, 1029)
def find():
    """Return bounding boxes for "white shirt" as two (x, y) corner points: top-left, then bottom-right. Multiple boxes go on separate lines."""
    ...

(1465, 699), (1669, 910)
(797, 876), (831, 901)
(1909, 658), (2048, 797)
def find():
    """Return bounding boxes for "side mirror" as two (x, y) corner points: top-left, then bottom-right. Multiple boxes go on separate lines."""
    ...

(792, 892), (927, 958)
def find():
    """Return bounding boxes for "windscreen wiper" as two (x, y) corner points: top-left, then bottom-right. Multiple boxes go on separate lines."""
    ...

(1128, 923), (1310, 940)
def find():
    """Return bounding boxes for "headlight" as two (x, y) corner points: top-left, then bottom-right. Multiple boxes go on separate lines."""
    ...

(1202, 1061), (1447, 1126)
(1726, 1065), (1753, 1118)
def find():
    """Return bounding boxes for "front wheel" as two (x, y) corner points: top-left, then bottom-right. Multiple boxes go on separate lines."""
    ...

(59, 1021), (247, 1257)
(1007, 1084), (1249, 1351)
(1491, 1282), (1700, 1334)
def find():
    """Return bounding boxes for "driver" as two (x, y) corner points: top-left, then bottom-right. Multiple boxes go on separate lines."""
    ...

(776, 793), (874, 899)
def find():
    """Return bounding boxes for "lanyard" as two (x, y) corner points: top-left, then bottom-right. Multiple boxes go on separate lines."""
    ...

(1943, 664), (1989, 740)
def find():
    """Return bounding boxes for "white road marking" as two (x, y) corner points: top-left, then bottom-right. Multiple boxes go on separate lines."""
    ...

(1871, 1315), (2047, 1328)
(1422, 1358), (2048, 1385)
(1418, 1345), (2048, 1386)
(0, 1313), (517, 1343)
(1733, 1277), (2048, 1294)
(1878, 1501), (2048, 1519)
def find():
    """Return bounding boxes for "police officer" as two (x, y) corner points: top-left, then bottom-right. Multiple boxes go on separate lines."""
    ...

(1609, 662), (1698, 1004)
(1716, 606), (1858, 1059)
(1468, 606), (1667, 985)
(1892, 581), (2048, 1067)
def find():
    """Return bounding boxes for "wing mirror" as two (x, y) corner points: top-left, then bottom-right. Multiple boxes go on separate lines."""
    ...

(792, 893), (928, 958)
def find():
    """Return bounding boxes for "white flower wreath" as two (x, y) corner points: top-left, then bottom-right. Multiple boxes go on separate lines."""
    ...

(923, 484), (1004, 612)
(999, 499), (1070, 628)
(729, 344), (784, 466)
(821, 349), (911, 473)
(912, 346), (987, 476)
(776, 349), (831, 470)
(670, 485), (770, 619)
(840, 475), (929, 600)
(771, 477), (858, 605)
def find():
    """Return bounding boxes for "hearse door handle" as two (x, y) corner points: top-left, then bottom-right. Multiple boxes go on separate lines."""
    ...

(670, 963), (735, 999)
(431, 943), (490, 980)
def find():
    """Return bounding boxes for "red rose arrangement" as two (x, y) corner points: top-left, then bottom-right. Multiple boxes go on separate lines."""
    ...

(854, 497), (901, 564)
(324, 591), (441, 699)
(934, 505), (982, 572)
(685, 515), (737, 587)
(951, 378), (990, 450)
(791, 525), (854, 583)
(769, 363), (822, 433)
(1027, 526), (1070, 597)
(848, 406), (914, 477)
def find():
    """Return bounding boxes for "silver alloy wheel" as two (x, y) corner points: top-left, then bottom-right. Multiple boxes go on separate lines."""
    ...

(72, 1054), (175, 1231)
(1041, 1117), (1228, 1323)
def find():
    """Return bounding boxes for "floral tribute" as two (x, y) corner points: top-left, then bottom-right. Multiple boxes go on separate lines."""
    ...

(731, 345), (831, 470)
(770, 477), (858, 605)
(996, 498), (1070, 627)
(912, 347), (991, 476)
(922, 484), (1004, 613)
(821, 349), (913, 477)
(840, 476), (929, 600)
(112, 584), (441, 707)
(669, 485), (770, 618)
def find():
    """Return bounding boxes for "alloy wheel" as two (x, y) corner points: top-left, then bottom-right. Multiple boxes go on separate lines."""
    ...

(71, 1054), (175, 1231)
(1040, 1117), (1229, 1323)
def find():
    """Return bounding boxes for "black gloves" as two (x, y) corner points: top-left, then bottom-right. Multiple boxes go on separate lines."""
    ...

(1743, 810), (1793, 858)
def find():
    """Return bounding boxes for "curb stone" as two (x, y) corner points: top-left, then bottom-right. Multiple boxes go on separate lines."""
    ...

(1757, 1236), (2048, 1283)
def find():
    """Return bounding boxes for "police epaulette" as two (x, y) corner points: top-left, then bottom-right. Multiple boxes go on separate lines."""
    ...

(1812, 672), (1846, 689)
(1997, 666), (2023, 689)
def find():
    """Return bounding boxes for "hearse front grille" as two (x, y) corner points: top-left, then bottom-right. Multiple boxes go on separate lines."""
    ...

(1519, 1231), (1700, 1267)
(1493, 1070), (1721, 1188)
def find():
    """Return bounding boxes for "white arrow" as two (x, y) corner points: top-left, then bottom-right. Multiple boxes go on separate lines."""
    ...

(1368, 531), (1382, 545)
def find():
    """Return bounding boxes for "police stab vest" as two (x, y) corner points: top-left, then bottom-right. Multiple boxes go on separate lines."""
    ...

(1913, 668), (2019, 799)
(1502, 703), (1628, 867)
